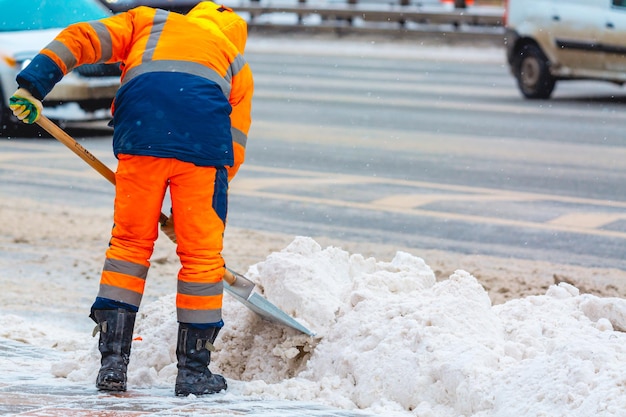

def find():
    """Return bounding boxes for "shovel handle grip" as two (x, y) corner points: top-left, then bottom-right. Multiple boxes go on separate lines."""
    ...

(223, 269), (236, 286)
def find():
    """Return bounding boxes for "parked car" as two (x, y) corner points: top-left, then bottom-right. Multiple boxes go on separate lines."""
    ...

(505, 0), (626, 99)
(0, 0), (121, 132)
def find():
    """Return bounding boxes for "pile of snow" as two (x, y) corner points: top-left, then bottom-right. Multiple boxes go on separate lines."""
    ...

(4, 236), (626, 417)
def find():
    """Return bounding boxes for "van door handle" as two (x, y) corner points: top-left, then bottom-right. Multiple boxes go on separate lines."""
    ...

(552, 15), (560, 21)
(607, 22), (615, 29)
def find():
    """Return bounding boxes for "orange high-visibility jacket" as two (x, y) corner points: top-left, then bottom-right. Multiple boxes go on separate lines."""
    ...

(17, 3), (253, 176)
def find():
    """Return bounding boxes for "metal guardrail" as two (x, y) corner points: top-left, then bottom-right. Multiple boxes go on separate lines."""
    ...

(232, 3), (506, 42)
(238, 4), (504, 26)
(99, 0), (506, 43)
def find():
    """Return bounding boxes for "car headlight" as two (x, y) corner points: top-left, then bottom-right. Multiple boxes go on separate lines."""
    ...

(20, 59), (32, 70)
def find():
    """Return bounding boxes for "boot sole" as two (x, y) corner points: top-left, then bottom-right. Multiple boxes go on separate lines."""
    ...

(97, 381), (127, 392)
(175, 383), (227, 396)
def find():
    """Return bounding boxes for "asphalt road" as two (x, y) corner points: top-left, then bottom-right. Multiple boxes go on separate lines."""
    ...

(2, 38), (626, 271)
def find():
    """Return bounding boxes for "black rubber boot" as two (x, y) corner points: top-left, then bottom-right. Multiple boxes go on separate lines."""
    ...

(91, 308), (136, 392)
(175, 323), (227, 396)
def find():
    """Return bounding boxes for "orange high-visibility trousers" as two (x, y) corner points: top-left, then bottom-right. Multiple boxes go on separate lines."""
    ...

(97, 154), (227, 324)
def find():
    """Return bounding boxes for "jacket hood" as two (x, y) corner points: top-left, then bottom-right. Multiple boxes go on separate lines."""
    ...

(187, 2), (247, 53)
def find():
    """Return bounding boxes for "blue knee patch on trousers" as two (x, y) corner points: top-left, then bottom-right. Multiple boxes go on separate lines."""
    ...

(213, 167), (228, 224)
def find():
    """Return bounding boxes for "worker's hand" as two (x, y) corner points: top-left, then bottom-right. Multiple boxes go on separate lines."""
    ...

(161, 214), (177, 243)
(9, 88), (43, 124)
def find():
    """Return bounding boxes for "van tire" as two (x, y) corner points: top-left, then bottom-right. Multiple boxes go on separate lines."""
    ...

(514, 43), (555, 99)
(0, 91), (17, 137)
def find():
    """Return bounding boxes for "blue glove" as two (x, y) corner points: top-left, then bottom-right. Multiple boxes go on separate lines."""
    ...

(9, 88), (43, 124)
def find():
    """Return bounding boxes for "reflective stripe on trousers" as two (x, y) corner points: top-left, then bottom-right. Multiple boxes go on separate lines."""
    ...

(98, 154), (227, 324)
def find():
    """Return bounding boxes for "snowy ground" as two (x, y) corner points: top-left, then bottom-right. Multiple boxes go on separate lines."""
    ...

(2, 192), (626, 416)
(3, 37), (626, 416)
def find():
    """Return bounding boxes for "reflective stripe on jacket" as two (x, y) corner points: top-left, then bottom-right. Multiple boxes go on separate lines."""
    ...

(17, 5), (253, 168)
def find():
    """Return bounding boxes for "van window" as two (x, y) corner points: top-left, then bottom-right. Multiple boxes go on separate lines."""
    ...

(613, 0), (626, 8)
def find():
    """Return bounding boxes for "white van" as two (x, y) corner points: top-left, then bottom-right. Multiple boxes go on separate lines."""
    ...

(505, 0), (626, 99)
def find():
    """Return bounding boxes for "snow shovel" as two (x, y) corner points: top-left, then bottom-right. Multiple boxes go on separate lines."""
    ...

(35, 115), (315, 336)
(224, 268), (315, 336)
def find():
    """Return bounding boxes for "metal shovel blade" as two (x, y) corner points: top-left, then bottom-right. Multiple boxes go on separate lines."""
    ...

(224, 270), (316, 337)
(224, 267), (255, 299)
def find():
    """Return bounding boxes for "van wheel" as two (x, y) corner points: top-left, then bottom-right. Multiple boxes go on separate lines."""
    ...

(0, 95), (17, 137)
(514, 43), (556, 99)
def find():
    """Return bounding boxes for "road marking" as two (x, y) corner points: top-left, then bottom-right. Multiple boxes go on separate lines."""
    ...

(232, 165), (626, 239)
(4, 142), (625, 240)
(232, 187), (626, 239)
(233, 187), (626, 239)
(254, 88), (626, 121)
(238, 164), (626, 208)
(1, 163), (103, 179)
(372, 193), (540, 208)
(0, 151), (75, 162)
(248, 120), (626, 169)
(257, 72), (515, 98)
(548, 213), (626, 229)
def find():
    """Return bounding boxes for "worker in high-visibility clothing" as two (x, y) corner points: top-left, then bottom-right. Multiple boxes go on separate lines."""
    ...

(10, 1), (253, 396)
